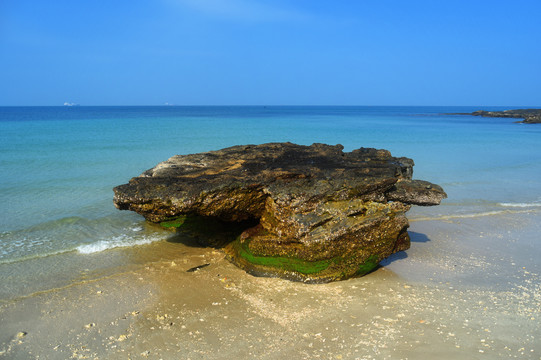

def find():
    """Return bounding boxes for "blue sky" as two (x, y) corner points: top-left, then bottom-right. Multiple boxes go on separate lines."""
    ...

(1, 0), (540, 106)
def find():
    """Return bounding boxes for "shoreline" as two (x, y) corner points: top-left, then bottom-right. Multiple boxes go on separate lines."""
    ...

(1, 212), (539, 359)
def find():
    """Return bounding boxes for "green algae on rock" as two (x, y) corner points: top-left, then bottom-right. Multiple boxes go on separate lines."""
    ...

(114, 143), (446, 282)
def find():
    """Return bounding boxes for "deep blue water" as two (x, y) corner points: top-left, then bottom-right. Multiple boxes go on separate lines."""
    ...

(1, 106), (540, 264)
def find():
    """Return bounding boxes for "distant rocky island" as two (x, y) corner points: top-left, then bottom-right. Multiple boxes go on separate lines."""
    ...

(114, 143), (446, 283)
(452, 109), (541, 124)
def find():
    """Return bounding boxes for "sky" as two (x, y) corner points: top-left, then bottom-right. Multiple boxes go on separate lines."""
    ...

(0, 0), (540, 106)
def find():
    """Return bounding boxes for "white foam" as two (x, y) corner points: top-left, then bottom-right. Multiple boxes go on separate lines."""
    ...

(0, 248), (74, 265)
(76, 235), (161, 254)
(411, 209), (538, 222)
(499, 202), (541, 208)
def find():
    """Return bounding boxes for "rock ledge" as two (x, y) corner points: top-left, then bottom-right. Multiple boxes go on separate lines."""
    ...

(114, 143), (446, 282)
(450, 109), (541, 124)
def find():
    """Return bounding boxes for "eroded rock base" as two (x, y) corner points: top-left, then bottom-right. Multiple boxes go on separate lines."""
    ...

(161, 199), (411, 283)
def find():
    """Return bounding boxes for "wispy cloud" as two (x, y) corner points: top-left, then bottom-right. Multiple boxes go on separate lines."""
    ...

(169, 0), (310, 22)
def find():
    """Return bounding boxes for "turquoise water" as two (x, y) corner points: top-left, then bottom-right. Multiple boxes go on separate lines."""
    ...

(1, 106), (540, 270)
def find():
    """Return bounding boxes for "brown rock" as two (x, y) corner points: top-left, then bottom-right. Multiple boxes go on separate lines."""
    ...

(114, 143), (446, 282)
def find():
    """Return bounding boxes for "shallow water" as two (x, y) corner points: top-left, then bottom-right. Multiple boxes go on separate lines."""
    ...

(1, 213), (539, 359)
(1, 106), (540, 300)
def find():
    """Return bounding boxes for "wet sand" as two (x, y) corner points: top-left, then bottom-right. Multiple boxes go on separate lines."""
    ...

(1, 212), (540, 359)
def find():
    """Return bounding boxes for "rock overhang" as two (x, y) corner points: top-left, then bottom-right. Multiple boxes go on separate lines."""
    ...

(114, 142), (446, 282)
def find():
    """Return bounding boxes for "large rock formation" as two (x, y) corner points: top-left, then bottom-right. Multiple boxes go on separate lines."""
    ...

(114, 143), (446, 282)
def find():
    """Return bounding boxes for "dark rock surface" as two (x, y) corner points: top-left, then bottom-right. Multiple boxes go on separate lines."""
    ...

(453, 109), (541, 124)
(114, 143), (446, 282)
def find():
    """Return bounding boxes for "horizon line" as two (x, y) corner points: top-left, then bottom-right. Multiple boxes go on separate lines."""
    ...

(1, 104), (539, 108)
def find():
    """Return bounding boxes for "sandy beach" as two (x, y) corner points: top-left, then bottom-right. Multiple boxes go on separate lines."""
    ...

(2, 0), (541, 356)
(1, 211), (539, 359)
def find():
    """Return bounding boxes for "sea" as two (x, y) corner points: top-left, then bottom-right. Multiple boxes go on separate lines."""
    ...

(1, 106), (540, 302)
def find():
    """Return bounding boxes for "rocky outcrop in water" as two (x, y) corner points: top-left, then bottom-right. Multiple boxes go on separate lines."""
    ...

(114, 143), (446, 282)
(455, 109), (541, 124)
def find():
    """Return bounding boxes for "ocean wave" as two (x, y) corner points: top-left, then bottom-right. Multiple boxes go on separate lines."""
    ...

(76, 234), (162, 254)
(0, 247), (76, 265)
(498, 202), (541, 208)
(0, 234), (164, 265)
(0, 215), (166, 264)
(411, 208), (539, 222)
